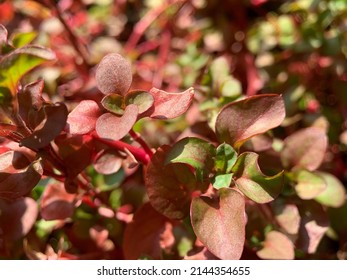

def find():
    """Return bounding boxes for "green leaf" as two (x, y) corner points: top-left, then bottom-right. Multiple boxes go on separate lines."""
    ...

(214, 143), (237, 173)
(11, 31), (37, 48)
(0, 46), (56, 98)
(232, 152), (284, 203)
(101, 93), (125, 115)
(314, 172), (346, 208)
(211, 173), (233, 189)
(165, 137), (216, 180)
(191, 189), (246, 260)
(215, 94), (285, 149)
(125, 90), (154, 115)
(294, 170), (326, 200)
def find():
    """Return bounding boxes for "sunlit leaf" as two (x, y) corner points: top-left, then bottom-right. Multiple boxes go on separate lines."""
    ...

(211, 173), (233, 189)
(215, 94), (285, 149)
(294, 170), (326, 200)
(11, 31), (37, 48)
(232, 152), (284, 203)
(67, 100), (101, 135)
(281, 127), (328, 171)
(257, 231), (294, 260)
(214, 143), (237, 173)
(314, 172), (346, 208)
(165, 137), (215, 180)
(125, 90), (154, 115)
(191, 189), (246, 260)
(149, 87), (194, 119)
(96, 104), (138, 141)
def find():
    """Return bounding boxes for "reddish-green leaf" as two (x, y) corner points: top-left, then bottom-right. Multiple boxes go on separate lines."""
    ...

(0, 151), (43, 200)
(95, 53), (132, 96)
(257, 231), (294, 260)
(21, 103), (68, 150)
(232, 152), (284, 203)
(93, 149), (122, 175)
(315, 172), (346, 208)
(0, 197), (38, 241)
(281, 127), (328, 171)
(191, 189), (246, 260)
(272, 200), (300, 235)
(146, 146), (202, 220)
(96, 104), (138, 141)
(40, 182), (76, 220)
(123, 203), (172, 259)
(294, 170), (326, 200)
(165, 137), (215, 180)
(125, 90), (154, 115)
(215, 94), (285, 149)
(67, 100), (101, 135)
(101, 94), (124, 115)
(149, 87), (194, 119)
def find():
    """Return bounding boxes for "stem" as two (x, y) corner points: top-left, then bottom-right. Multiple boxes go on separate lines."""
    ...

(91, 132), (151, 165)
(129, 129), (154, 157)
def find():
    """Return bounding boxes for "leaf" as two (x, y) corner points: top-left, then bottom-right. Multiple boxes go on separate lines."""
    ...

(95, 53), (132, 96)
(272, 200), (300, 235)
(11, 31), (37, 48)
(21, 103), (68, 150)
(294, 170), (326, 200)
(211, 173), (233, 189)
(145, 146), (203, 220)
(149, 87), (194, 119)
(314, 172), (346, 208)
(0, 197), (38, 242)
(40, 182), (76, 220)
(123, 203), (172, 260)
(281, 127), (328, 171)
(232, 152), (284, 203)
(215, 94), (285, 148)
(165, 137), (216, 180)
(191, 189), (246, 260)
(0, 123), (17, 138)
(0, 45), (56, 96)
(67, 100), (101, 135)
(96, 104), (138, 141)
(125, 90), (154, 115)
(328, 201), (347, 240)
(0, 152), (43, 200)
(257, 231), (294, 260)
(93, 149), (122, 175)
(214, 143), (237, 173)
(101, 94), (124, 115)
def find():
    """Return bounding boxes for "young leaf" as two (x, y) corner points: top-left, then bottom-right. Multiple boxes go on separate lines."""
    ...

(123, 203), (172, 260)
(215, 94), (285, 148)
(21, 103), (68, 150)
(314, 172), (346, 208)
(294, 170), (326, 200)
(165, 137), (216, 180)
(101, 94), (124, 115)
(0, 153), (43, 200)
(0, 45), (56, 96)
(149, 87), (194, 119)
(96, 104), (138, 141)
(281, 127), (328, 171)
(40, 182), (76, 220)
(232, 152), (284, 203)
(67, 100), (101, 135)
(211, 173), (233, 189)
(146, 146), (203, 220)
(257, 231), (294, 260)
(95, 53), (132, 96)
(11, 31), (37, 48)
(191, 189), (246, 260)
(272, 200), (300, 235)
(125, 90), (154, 115)
(214, 143), (237, 173)
(0, 197), (38, 241)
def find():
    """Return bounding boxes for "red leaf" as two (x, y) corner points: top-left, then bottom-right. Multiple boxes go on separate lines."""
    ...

(96, 104), (138, 141)
(215, 94), (285, 148)
(67, 100), (101, 135)
(0, 123), (17, 138)
(95, 53), (132, 96)
(40, 182), (76, 220)
(191, 189), (246, 260)
(123, 203), (172, 260)
(0, 197), (38, 242)
(257, 231), (294, 260)
(93, 149), (122, 175)
(281, 127), (328, 171)
(149, 87), (194, 119)
(145, 146), (201, 220)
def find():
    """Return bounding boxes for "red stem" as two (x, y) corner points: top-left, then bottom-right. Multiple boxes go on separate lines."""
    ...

(91, 132), (151, 165)
(129, 129), (154, 157)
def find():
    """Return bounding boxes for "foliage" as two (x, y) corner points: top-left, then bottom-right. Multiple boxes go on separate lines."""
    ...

(0, 0), (346, 260)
